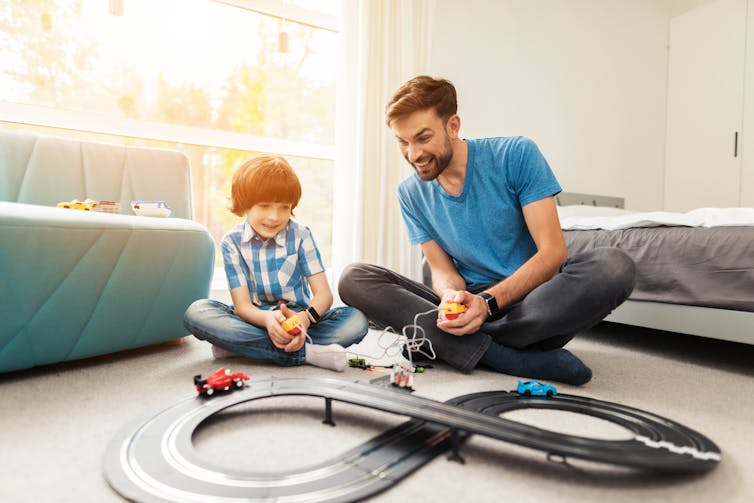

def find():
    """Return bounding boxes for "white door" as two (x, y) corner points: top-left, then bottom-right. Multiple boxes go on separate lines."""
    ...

(664, 0), (746, 211)
(742, 0), (754, 206)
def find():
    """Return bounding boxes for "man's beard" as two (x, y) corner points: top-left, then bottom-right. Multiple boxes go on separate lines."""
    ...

(411, 139), (453, 181)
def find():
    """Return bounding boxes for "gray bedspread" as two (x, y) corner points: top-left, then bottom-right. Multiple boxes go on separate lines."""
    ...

(564, 226), (754, 312)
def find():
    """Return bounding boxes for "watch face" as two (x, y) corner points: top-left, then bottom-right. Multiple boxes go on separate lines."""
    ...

(479, 292), (499, 318)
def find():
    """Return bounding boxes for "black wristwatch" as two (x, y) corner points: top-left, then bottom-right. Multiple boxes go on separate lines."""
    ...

(306, 306), (321, 324)
(478, 292), (501, 319)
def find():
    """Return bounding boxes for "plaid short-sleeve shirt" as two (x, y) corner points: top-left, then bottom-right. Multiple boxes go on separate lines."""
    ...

(221, 219), (325, 308)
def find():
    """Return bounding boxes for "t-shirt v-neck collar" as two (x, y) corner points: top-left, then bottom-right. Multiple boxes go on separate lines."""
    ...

(432, 139), (473, 202)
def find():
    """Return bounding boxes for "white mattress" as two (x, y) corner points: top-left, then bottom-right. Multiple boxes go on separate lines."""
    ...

(558, 205), (754, 231)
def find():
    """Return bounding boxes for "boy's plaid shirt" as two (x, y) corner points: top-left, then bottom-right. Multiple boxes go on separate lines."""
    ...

(221, 218), (325, 308)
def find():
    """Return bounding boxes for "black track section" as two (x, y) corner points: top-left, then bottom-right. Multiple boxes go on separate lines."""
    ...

(104, 375), (720, 502)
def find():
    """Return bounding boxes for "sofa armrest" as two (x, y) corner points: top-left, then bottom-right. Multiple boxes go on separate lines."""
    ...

(0, 202), (215, 372)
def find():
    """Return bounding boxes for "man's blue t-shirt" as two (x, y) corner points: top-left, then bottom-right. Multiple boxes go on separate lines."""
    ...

(397, 136), (561, 290)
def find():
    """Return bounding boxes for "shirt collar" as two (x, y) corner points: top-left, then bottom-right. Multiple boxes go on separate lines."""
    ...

(241, 220), (288, 247)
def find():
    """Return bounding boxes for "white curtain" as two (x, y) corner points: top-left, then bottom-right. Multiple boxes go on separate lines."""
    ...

(332, 0), (435, 287)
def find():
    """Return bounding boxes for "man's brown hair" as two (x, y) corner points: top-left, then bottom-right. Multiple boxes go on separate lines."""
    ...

(229, 154), (302, 217)
(385, 75), (458, 127)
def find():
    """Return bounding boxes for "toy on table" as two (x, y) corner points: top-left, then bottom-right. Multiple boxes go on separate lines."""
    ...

(516, 380), (557, 397)
(194, 367), (250, 397)
(57, 199), (123, 213)
(93, 200), (121, 213)
(442, 302), (466, 320)
(57, 198), (96, 211)
(131, 200), (172, 218)
(281, 314), (303, 335)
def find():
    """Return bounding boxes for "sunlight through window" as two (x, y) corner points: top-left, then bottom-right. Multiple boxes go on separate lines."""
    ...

(0, 0), (339, 265)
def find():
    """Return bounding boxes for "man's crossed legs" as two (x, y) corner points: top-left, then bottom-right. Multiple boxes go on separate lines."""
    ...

(338, 247), (636, 385)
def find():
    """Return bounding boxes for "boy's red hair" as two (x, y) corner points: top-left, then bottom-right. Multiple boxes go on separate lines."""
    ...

(230, 155), (302, 217)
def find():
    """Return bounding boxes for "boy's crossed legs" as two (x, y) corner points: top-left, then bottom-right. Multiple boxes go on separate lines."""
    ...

(184, 300), (368, 372)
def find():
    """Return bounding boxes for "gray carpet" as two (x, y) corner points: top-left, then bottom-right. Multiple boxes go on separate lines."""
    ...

(1, 322), (752, 502)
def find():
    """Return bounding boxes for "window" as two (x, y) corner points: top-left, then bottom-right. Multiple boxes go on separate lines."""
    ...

(0, 0), (339, 265)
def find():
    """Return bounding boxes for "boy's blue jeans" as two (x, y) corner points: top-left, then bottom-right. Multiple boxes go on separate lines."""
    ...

(183, 301), (368, 366)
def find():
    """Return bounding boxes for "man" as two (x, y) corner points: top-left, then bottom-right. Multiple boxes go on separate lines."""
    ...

(338, 76), (635, 385)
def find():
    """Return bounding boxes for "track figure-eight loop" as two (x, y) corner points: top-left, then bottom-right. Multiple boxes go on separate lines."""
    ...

(104, 375), (720, 503)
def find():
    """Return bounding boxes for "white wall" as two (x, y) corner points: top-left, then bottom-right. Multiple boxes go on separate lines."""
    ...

(428, 0), (671, 210)
(670, 0), (720, 16)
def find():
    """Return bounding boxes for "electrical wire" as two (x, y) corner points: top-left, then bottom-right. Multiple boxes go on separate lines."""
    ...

(299, 307), (440, 368)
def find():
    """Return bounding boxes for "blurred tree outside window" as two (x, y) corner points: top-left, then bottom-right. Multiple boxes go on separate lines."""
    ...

(0, 0), (338, 265)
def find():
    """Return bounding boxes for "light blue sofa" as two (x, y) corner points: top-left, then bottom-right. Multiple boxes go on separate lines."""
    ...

(0, 130), (215, 373)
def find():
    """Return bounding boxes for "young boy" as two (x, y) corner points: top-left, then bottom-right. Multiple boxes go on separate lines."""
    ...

(184, 154), (368, 371)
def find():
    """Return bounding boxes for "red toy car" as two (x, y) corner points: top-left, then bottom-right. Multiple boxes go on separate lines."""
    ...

(193, 367), (250, 396)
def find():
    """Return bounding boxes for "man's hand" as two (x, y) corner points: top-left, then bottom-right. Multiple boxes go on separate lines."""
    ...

(436, 290), (488, 336)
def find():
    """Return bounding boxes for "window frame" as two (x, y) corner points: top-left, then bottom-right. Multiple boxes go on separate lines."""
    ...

(0, 102), (335, 161)
(0, 0), (341, 291)
(0, 0), (339, 161)
(213, 0), (339, 32)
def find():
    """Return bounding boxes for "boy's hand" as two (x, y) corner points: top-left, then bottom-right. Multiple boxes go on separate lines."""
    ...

(265, 310), (293, 349)
(279, 304), (307, 352)
(436, 290), (487, 336)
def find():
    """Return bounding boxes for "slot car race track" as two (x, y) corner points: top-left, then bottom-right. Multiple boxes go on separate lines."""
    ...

(104, 375), (720, 502)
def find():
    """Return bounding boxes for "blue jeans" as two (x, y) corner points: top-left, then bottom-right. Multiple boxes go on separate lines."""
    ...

(337, 248), (636, 373)
(183, 300), (369, 366)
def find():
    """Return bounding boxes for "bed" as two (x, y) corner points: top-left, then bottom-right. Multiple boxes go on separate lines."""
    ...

(555, 192), (754, 345)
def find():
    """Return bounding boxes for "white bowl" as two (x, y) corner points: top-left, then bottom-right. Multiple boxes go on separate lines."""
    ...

(131, 200), (172, 218)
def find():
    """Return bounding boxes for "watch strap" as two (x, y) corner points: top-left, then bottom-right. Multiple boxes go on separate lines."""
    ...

(478, 292), (500, 319)
(306, 306), (321, 324)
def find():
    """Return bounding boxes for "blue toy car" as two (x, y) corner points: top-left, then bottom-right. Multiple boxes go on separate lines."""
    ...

(516, 380), (557, 397)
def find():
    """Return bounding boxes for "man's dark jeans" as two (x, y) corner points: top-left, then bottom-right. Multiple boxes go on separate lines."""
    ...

(337, 247), (636, 373)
